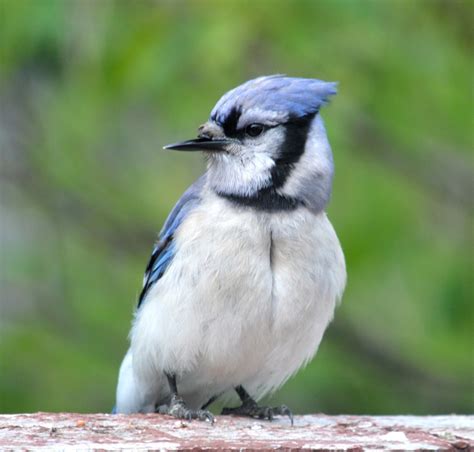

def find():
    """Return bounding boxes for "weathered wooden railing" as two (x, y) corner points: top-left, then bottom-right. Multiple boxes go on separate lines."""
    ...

(0, 413), (472, 450)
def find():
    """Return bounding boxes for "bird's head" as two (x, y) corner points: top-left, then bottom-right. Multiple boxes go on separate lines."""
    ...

(165, 75), (337, 212)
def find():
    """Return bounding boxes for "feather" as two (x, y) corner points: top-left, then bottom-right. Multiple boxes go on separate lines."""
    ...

(210, 75), (337, 132)
(137, 174), (206, 308)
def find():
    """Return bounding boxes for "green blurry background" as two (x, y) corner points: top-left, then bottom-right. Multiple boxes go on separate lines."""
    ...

(0, 0), (472, 415)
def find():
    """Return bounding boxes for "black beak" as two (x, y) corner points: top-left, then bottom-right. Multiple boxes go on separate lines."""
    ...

(163, 137), (230, 152)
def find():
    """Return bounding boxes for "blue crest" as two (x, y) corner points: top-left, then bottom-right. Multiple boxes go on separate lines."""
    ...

(210, 75), (337, 131)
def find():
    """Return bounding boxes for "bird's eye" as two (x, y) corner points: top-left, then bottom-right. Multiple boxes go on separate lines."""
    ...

(245, 123), (265, 137)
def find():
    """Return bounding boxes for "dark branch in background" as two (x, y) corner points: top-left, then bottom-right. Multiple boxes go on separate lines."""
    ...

(328, 319), (472, 411)
(0, 167), (155, 254)
(352, 116), (474, 213)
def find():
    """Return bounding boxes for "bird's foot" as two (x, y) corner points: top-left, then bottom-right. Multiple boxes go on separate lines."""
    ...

(157, 394), (215, 423)
(222, 400), (293, 425)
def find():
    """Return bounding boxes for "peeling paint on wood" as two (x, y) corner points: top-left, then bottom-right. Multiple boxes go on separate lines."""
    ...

(0, 413), (472, 450)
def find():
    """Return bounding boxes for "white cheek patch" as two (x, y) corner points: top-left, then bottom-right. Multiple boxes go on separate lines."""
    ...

(208, 152), (274, 196)
(207, 127), (286, 197)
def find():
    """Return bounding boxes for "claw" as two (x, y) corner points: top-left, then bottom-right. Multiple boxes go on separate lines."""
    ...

(158, 395), (215, 424)
(278, 405), (294, 426)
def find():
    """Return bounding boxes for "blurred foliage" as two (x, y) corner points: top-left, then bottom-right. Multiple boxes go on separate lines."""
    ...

(0, 0), (472, 415)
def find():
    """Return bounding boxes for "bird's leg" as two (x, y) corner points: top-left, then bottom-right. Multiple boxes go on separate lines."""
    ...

(156, 373), (215, 423)
(221, 385), (293, 425)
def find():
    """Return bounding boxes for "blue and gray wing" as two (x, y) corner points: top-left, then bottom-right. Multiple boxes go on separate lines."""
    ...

(137, 174), (206, 308)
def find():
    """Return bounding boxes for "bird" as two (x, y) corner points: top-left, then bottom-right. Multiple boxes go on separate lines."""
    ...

(114, 75), (346, 424)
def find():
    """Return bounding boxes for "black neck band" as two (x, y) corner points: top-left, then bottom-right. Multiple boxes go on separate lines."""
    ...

(217, 187), (303, 212)
(271, 112), (316, 188)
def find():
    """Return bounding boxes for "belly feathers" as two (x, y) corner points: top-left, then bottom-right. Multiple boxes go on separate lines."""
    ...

(131, 198), (345, 396)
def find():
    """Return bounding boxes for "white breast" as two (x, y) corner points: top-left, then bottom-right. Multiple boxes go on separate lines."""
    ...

(130, 191), (346, 409)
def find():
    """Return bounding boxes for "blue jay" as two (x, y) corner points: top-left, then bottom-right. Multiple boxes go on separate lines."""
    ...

(115, 75), (346, 423)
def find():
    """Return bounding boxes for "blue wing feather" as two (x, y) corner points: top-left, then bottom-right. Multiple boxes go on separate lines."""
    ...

(137, 174), (206, 308)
